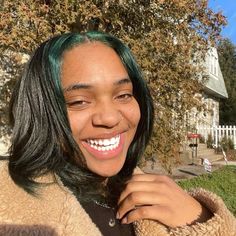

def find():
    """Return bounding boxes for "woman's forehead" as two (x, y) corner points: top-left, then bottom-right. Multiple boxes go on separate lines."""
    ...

(61, 42), (129, 88)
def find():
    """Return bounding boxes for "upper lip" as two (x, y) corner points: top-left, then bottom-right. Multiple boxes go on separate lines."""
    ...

(82, 130), (126, 140)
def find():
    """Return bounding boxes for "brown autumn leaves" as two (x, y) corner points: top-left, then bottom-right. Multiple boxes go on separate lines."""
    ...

(0, 0), (226, 172)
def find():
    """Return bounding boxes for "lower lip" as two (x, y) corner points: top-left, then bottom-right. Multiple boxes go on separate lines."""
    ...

(81, 134), (125, 160)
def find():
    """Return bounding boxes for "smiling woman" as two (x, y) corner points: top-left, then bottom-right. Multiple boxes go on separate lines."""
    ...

(61, 42), (140, 177)
(0, 31), (235, 236)
(7, 32), (153, 201)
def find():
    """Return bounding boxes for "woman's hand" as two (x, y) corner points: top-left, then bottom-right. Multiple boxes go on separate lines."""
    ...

(116, 174), (212, 228)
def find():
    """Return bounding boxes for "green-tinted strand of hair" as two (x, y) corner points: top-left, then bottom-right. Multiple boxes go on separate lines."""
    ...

(7, 31), (154, 203)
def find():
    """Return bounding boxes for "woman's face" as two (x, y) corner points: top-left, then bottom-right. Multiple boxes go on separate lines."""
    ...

(61, 42), (140, 177)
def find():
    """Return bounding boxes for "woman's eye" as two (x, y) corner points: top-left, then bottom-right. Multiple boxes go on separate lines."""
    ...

(66, 100), (90, 109)
(116, 93), (133, 101)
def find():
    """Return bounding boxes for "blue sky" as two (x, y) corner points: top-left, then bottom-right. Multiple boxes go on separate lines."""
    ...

(208, 0), (236, 45)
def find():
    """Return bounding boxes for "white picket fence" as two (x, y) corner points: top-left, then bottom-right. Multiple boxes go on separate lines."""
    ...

(196, 125), (236, 149)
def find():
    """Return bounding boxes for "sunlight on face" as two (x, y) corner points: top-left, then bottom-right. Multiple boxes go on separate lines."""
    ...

(61, 42), (140, 177)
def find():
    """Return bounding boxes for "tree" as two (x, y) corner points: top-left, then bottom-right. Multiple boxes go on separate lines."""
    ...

(218, 38), (236, 125)
(0, 0), (226, 173)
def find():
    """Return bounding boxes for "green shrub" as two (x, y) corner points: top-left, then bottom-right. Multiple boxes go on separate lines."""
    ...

(220, 136), (235, 151)
(206, 134), (214, 148)
(199, 135), (205, 144)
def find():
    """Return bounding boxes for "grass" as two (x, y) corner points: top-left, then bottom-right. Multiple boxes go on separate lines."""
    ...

(178, 165), (236, 216)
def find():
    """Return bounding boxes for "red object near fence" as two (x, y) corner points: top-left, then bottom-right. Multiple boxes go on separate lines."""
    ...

(187, 133), (201, 139)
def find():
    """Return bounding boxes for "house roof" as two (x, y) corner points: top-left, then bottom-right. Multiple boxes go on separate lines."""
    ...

(204, 48), (228, 99)
(204, 68), (228, 99)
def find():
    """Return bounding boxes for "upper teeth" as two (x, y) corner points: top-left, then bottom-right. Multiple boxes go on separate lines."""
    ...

(87, 135), (120, 146)
(86, 135), (120, 151)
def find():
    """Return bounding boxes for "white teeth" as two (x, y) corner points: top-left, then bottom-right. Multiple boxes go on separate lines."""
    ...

(86, 135), (120, 151)
(98, 140), (103, 145)
(110, 137), (116, 145)
(103, 139), (110, 146)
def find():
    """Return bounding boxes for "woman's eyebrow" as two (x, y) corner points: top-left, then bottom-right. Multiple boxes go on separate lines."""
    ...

(63, 77), (131, 93)
(63, 83), (92, 93)
(113, 77), (131, 86)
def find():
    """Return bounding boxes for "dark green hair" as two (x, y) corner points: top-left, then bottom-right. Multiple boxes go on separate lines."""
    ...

(8, 31), (154, 203)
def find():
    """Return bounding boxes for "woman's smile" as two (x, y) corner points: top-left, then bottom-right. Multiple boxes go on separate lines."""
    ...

(81, 133), (124, 160)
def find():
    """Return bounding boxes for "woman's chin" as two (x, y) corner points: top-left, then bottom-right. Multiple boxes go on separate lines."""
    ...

(88, 165), (123, 178)
(84, 153), (126, 178)
(95, 169), (121, 178)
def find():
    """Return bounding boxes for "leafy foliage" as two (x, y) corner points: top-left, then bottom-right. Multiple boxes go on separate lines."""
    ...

(218, 38), (236, 125)
(220, 136), (236, 160)
(206, 133), (214, 148)
(0, 0), (226, 172)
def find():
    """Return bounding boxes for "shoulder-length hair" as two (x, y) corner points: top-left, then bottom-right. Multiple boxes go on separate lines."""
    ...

(8, 31), (154, 203)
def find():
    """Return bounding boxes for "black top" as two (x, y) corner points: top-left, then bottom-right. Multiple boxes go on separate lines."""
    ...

(80, 200), (135, 236)
(60, 178), (135, 236)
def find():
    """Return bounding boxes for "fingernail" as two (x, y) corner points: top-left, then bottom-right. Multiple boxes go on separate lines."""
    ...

(116, 212), (120, 219)
(121, 217), (127, 224)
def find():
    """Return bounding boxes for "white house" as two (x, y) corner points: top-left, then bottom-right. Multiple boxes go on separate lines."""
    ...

(188, 47), (228, 130)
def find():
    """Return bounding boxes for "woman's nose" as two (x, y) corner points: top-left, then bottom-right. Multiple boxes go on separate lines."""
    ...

(92, 103), (122, 128)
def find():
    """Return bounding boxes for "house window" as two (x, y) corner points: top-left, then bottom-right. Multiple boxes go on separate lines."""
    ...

(214, 56), (218, 76)
(210, 55), (218, 77)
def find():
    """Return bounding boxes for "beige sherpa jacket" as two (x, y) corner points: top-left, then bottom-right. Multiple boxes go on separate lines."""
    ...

(0, 161), (235, 236)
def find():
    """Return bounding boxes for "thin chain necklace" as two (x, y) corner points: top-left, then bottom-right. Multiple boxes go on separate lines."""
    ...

(93, 200), (117, 227)
(93, 200), (115, 209)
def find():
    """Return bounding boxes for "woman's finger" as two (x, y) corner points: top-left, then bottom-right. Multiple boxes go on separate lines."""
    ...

(117, 191), (167, 220)
(118, 181), (163, 204)
(128, 174), (171, 183)
(119, 175), (176, 205)
(120, 205), (169, 225)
